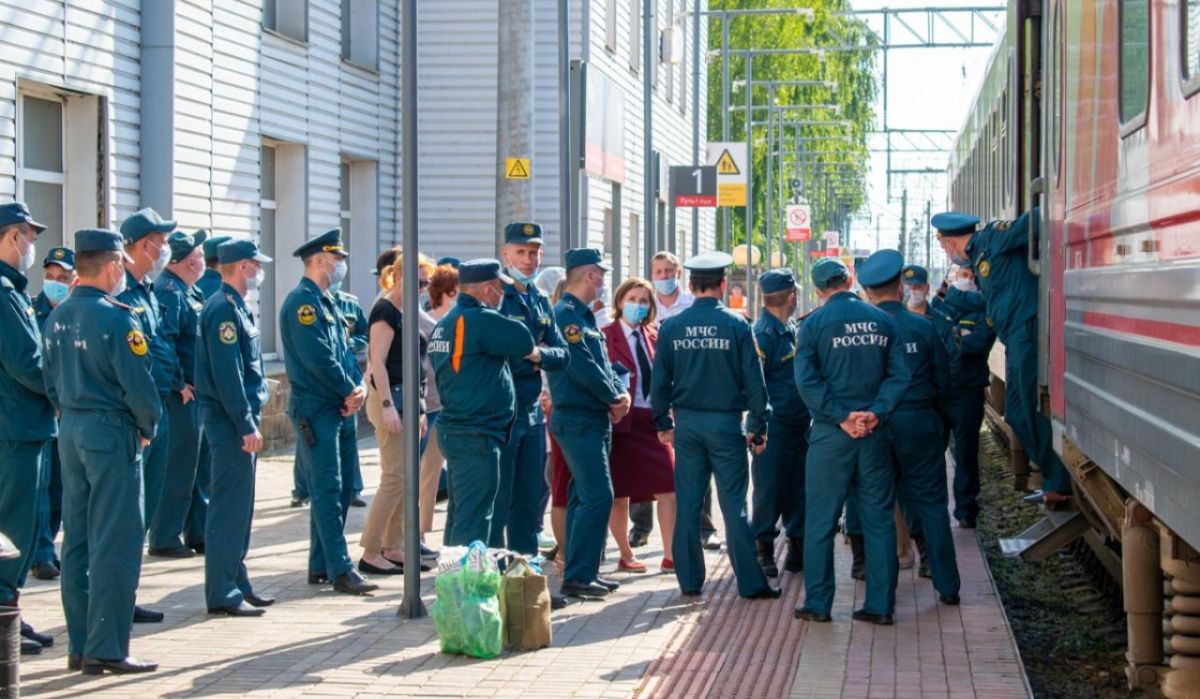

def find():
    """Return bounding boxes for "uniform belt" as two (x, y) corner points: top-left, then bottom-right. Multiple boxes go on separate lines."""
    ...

(896, 400), (935, 411)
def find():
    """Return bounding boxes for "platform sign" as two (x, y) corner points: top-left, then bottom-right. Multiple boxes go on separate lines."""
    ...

(785, 205), (811, 242)
(706, 142), (747, 207)
(670, 165), (717, 207)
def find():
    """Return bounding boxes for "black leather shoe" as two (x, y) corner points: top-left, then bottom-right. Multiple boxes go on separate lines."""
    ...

(794, 608), (832, 622)
(629, 530), (649, 548)
(350, 495), (367, 507)
(561, 580), (609, 600)
(80, 656), (158, 675)
(679, 588), (703, 597)
(745, 585), (782, 600)
(333, 570), (379, 595)
(594, 576), (620, 592)
(358, 558), (402, 575)
(307, 572), (329, 585)
(67, 654), (81, 671)
(852, 609), (894, 626)
(550, 593), (568, 610)
(783, 537), (804, 574)
(245, 592), (275, 607)
(383, 555), (433, 572)
(189, 542), (206, 555)
(147, 546), (195, 558)
(20, 638), (42, 655)
(756, 540), (779, 578)
(31, 560), (60, 580)
(132, 605), (164, 623)
(940, 593), (961, 606)
(701, 532), (723, 551)
(957, 517), (977, 529)
(21, 621), (53, 647)
(208, 601), (265, 617)
(290, 496), (308, 508)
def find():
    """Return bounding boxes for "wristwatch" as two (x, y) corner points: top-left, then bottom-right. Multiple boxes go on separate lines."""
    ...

(381, 398), (393, 408)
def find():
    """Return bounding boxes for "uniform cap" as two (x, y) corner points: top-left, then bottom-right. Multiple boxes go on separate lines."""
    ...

(75, 228), (132, 261)
(902, 264), (929, 285)
(436, 256), (461, 269)
(43, 247), (75, 271)
(458, 258), (512, 285)
(0, 202), (46, 233)
(758, 268), (796, 294)
(293, 228), (348, 258)
(811, 258), (849, 290)
(218, 239), (273, 265)
(120, 207), (177, 243)
(857, 249), (905, 288)
(167, 229), (208, 263)
(504, 222), (544, 245)
(202, 234), (231, 260)
(564, 248), (611, 272)
(931, 211), (980, 238)
(683, 251), (734, 274)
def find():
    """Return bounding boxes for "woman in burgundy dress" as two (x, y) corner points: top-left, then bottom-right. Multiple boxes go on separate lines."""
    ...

(603, 277), (676, 573)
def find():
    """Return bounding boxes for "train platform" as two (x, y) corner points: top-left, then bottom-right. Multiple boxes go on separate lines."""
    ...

(16, 440), (1030, 698)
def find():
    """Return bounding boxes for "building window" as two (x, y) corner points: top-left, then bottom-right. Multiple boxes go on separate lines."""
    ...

(664, 0), (674, 99)
(341, 0), (378, 69)
(260, 145), (279, 355)
(679, 3), (687, 114)
(606, 0), (618, 52)
(628, 212), (640, 277)
(1119, 0), (1149, 125)
(340, 161), (352, 253)
(341, 158), (378, 302)
(1185, 0), (1200, 89)
(629, 0), (640, 73)
(264, 0), (307, 43)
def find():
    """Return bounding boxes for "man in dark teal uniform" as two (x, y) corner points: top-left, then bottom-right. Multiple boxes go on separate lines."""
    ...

(43, 228), (162, 674)
(188, 233), (228, 551)
(794, 258), (910, 626)
(0, 203), (57, 657)
(750, 268), (809, 579)
(860, 250), (961, 606)
(29, 247), (75, 584)
(546, 249), (629, 600)
(197, 239), (275, 617)
(118, 209), (182, 573)
(196, 234), (229, 300)
(936, 210), (1069, 501)
(650, 251), (778, 600)
(149, 230), (208, 558)
(281, 228), (376, 594)
(429, 259), (540, 547)
(492, 222), (569, 555)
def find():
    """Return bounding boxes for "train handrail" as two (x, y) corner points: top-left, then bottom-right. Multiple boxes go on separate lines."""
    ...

(1028, 176), (1044, 276)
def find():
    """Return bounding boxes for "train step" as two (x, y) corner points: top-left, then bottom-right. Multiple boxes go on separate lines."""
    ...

(999, 510), (1090, 561)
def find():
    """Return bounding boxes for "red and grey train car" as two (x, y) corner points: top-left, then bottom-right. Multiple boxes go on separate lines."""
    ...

(949, 0), (1200, 690)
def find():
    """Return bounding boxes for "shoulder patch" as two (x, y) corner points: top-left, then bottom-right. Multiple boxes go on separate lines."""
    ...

(218, 320), (238, 345)
(564, 324), (582, 344)
(977, 260), (990, 278)
(126, 329), (149, 356)
(297, 304), (318, 326)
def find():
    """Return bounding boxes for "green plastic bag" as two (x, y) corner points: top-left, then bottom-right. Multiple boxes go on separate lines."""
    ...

(430, 541), (503, 658)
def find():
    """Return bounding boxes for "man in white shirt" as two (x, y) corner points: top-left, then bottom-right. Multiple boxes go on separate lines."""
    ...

(631, 251), (720, 550)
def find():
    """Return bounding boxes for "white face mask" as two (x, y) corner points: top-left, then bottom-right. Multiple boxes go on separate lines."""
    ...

(906, 288), (928, 307)
(951, 278), (977, 293)
(247, 266), (265, 290)
(329, 259), (348, 286)
(150, 242), (170, 277)
(12, 233), (35, 272)
(110, 266), (128, 297)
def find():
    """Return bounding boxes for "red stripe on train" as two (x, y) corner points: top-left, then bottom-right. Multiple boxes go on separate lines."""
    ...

(1082, 311), (1200, 347)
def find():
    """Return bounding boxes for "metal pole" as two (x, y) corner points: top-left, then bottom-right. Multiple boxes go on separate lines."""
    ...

(558, 0), (571, 254)
(690, 0), (701, 257)
(744, 57), (752, 306)
(765, 83), (774, 280)
(399, 0), (424, 619)
(925, 199), (932, 267)
(721, 13), (730, 253)
(899, 188), (908, 260)
(495, 0), (535, 255)
(643, 0), (655, 275)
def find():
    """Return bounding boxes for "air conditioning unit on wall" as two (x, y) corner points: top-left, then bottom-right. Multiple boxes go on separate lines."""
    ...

(660, 26), (683, 65)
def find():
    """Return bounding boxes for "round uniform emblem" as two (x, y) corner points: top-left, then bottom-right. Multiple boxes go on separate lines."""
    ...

(977, 260), (990, 278)
(126, 329), (149, 356)
(523, 224), (535, 236)
(219, 321), (238, 345)
(904, 268), (914, 279)
(564, 324), (582, 344)
(297, 304), (318, 326)
(54, 249), (65, 260)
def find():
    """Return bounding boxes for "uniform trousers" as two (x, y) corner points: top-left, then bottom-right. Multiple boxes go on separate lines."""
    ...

(750, 417), (808, 542)
(490, 402), (546, 555)
(1005, 320), (1070, 493)
(292, 415), (361, 499)
(201, 404), (258, 608)
(290, 405), (355, 579)
(439, 430), (502, 547)
(0, 441), (46, 601)
(58, 410), (144, 660)
(551, 410), (613, 585)
(184, 436), (210, 548)
(32, 439), (62, 567)
(672, 409), (768, 597)
(801, 423), (897, 616)
(141, 396), (171, 534)
(947, 386), (986, 521)
(149, 392), (201, 550)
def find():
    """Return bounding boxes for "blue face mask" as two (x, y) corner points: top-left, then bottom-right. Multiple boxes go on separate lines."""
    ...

(509, 266), (538, 285)
(653, 278), (678, 295)
(43, 280), (70, 305)
(622, 301), (649, 324)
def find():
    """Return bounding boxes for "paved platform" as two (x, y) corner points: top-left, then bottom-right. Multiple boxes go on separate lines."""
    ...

(17, 439), (1029, 698)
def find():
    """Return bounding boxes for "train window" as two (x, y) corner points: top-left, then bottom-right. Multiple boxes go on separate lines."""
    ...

(1119, 0), (1150, 128)
(1185, 0), (1200, 94)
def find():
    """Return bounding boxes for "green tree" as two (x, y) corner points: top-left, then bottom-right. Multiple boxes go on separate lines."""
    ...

(708, 0), (877, 266)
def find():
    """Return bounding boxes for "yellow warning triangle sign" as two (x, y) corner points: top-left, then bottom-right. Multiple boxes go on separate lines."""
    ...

(506, 158), (531, 179)
(715, 149), (740, 175)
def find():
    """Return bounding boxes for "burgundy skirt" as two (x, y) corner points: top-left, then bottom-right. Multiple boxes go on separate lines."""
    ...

(549, 430), (571, 508)
(610, 407), (675, 500)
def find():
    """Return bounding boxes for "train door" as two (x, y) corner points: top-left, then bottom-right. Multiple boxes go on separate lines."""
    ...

(1044, 0), (1067, 421)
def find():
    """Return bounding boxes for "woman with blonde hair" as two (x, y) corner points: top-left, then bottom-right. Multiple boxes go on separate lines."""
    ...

(358, 249), (437, 574)
(601, 277), (676, 572)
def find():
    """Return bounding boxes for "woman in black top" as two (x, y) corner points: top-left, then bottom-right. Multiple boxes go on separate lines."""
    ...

(358, 249), (435, 575)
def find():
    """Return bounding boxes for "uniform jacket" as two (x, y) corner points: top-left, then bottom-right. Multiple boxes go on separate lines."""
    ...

(876, 300), (950, 413)
(118, 270), (181, 396)
(602, 319), (657, 434)
(333, 290), (368, 355)
(966, 208), (1040, 344)
(0, 260), (55, 441)
(499, 280), (569, 406)
(33, 291), (54, 333)
(42, 285), (161, 441)
(650, 296), (771, 435)
(196, 269), (223, 300)
(280, 276), (360, 412)
(196, 283), (268, 435)
(155, 268), (205, 387)
(753, 311), (810, 427)
(548, 292), (624, 418)
(932, 289), (995, 390)
(794, 290), (911, 426)
(428, 293), (536, 440)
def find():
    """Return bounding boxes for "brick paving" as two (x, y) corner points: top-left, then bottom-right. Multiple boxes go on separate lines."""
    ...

(16, 440), (1029, 698)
